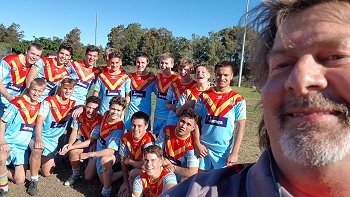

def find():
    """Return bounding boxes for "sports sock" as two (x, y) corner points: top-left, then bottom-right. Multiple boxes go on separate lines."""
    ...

(31, 175), (39, 182)
(0, 171), (8, 193)
(72, 167), (80, 176)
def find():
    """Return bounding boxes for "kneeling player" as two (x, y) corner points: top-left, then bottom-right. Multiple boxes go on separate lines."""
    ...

(156, 108), (199, 182)
(132, 145), (177, 197)
(0, 78), (46, 195)
(79, 96), (127, 197)
(58, 96), (103, 186)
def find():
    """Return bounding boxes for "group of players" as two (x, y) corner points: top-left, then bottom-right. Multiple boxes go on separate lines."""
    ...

(0, 42), (246, 197)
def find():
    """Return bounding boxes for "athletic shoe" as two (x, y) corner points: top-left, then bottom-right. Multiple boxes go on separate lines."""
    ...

(64, 174), (81, 186)
(27, 180), (39, 196)
(0, 188), (8, 197)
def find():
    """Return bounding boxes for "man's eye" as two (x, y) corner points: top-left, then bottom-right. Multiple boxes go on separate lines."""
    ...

(327, 54), (344, 60)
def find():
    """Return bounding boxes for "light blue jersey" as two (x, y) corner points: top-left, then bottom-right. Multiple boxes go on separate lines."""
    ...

(32, 57), (72, 101)
(94, 71), (131, 114)
(35, 95), (76, 156)
(0, 54), (32, 111)
(124, 72), (156, 131)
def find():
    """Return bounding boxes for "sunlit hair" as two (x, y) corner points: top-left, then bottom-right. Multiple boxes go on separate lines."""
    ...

(194, 64), (212, 73)
(27, 43), (43, 52)
(109, 95), (127, 110)
(246, 0), (341, 149)
(85, 45), (100, 55)
(60, 78), (76, 87)
(143, 145), (163, 159)
(178, 58), (193, 69)
(59, 42), (74, 57)
(136, 52), (150, 63)
(30, 78), (46, 89)
(180, 108), (199, 123)
(108, 51), (123, 61)
(104, 48), (117, 61)
(159, 52), (174, 64)
(131, 111), (150, 125)
(85, 96), (101, 108)
(214, 61), (234, 74)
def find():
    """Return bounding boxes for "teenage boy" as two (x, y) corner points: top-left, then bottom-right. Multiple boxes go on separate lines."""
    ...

(0, 43), (43, 115)
(93, 51), (131, 115)
(58, 96), (103, 186)
(132, 145), (177, 197)
(156, 109), (199, 181)
(124, 52), (156, 131)
(25, 42), (74, 101)
(27, 78), (76, 196)
(153, 53), (178, 135)
(118, 111), (155, 196)
(166, 58), (196, 126)
(79, 96), (127, 197)
(0, 78), (46, 195)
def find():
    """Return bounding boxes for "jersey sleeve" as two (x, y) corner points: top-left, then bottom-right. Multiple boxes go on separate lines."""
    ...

(124, 77), (131, 93)
(33, 58), (44, 70)
(107, 130), (122, 151)
(194, 97), (205, 118)
(133, 175), (143, 194)
(163, 173), (177, 187)
(71, 117), (79, 130)
(1, 103), (16, 122)
(185, 149), (199, 168)
(38, 100), (51, 117)
(177, 92), (187, 108)
(90, 125), (101, 139)
(166, 86), (174, 101)
(235, 97), (247, 120)
(0, 59), (11, 80)
(94, 77), (102, 92)
(155, 130), (165, 148)
(119, 138), (129, 157)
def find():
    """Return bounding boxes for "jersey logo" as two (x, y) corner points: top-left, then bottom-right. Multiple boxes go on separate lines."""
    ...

(129, 73), (155, 91)
(71, 61), (95, 82)
(156, 73), (178, 94)
(99, 72), (129, 90)
(43, 57), (69, 82)
(46, 96), (75, 122)
(12, 97), (40, 124)
(4, 54), (30, 86)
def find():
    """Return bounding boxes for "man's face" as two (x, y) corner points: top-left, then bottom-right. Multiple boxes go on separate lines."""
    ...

(60, 84), (74, 100)
(85, 102), (99, 119)
(159, 58), (173, 72)
(178, 65), (191, 78)
(215, 67), (233, 89)
(25, 46), (43, 65)
(176, 116), (196, 137)
(85, 51), (99, 67)
(108, 104), (124, 121)
(131, 118), (148, 141)
(263, 2), (350, 167)
(135, 57), (148, 72)
(143, 153), (162, 177)
(57, 49), (71, 65)
(28, 85), (45, 101)
(195, 66), (210, 84)
(108, 57), (122, 73)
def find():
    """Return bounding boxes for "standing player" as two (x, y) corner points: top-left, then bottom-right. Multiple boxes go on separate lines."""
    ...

(124, 52), (156, 131)
(79, 96), (127, 197)
(70, 45), (99, 107)
(153, 53), (178, 135)
(0, 78), (46, 196)
(166, 58), (196, 126)
(132, 145), (177, 197)
(58, 96), (103, 186)
(118, 111), (155, 196)
(93, 51), (131, 115)
(156, 109), (199, 182)
(0, 43), (43, 115)
(25, 42), (74, 101)
(27, 78), (76, 196)
(194, 61), (246, 171)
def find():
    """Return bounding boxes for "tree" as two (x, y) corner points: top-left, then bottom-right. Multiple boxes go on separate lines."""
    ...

(170, 37), (192, 64)
(33, 36), (62, 56)
(64, 27), (85, 60)
(0, 23), (24, 43)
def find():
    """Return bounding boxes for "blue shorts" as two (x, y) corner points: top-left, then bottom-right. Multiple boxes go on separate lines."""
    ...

(94, 153), (120, 174)
(6, 146), (29, 166)
(42, 138), (59, 157)
(124, 114), (133, 131)
(199, 149), (230, 170)
(153, 118), (167, 135)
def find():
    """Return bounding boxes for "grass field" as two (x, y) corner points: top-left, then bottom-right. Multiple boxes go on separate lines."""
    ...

(7, 86), (263, 197)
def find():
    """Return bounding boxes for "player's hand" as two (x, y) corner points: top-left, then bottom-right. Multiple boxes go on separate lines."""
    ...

(162, 158), (172, 166)
(164, 164), (176, 173)
(225, 152), (238, 167)
(58, 144), (71, 155)
(117, 182), (130, 197)
(195, 143), (208, 158)
(34, 140), (44, 149)
(123, 157), (130, 165)
(0, 142), (10, 152)
(72, 107), (84, 118)
(79, 152), (90, 161)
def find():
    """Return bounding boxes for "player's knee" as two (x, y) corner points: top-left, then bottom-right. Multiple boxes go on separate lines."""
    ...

(100, 156), (113, 166)
(41, 170), (53, 177)
(0, 157), (7, 167)
(31, 149), (43, 159)
(13, 176), (26, 185)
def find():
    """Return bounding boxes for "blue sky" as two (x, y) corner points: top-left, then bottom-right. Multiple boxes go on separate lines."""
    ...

(1, 0), (260, 47)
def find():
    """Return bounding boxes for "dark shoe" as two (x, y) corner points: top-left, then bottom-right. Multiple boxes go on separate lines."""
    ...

(64, 174), (81, 186)
(27, 180), (39, 196)
(0, 188), (8, 197)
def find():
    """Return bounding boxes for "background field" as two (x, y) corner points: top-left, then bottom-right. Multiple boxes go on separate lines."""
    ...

(7, 86), (262, 197)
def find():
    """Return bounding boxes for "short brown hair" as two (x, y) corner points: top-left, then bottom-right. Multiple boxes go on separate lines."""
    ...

(109, 95), (127, 110)
(143, 145), (163, 159)
(178, 58), (193, 69)
(159, 52), (174, 64)
(30, 78), (46, 89)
